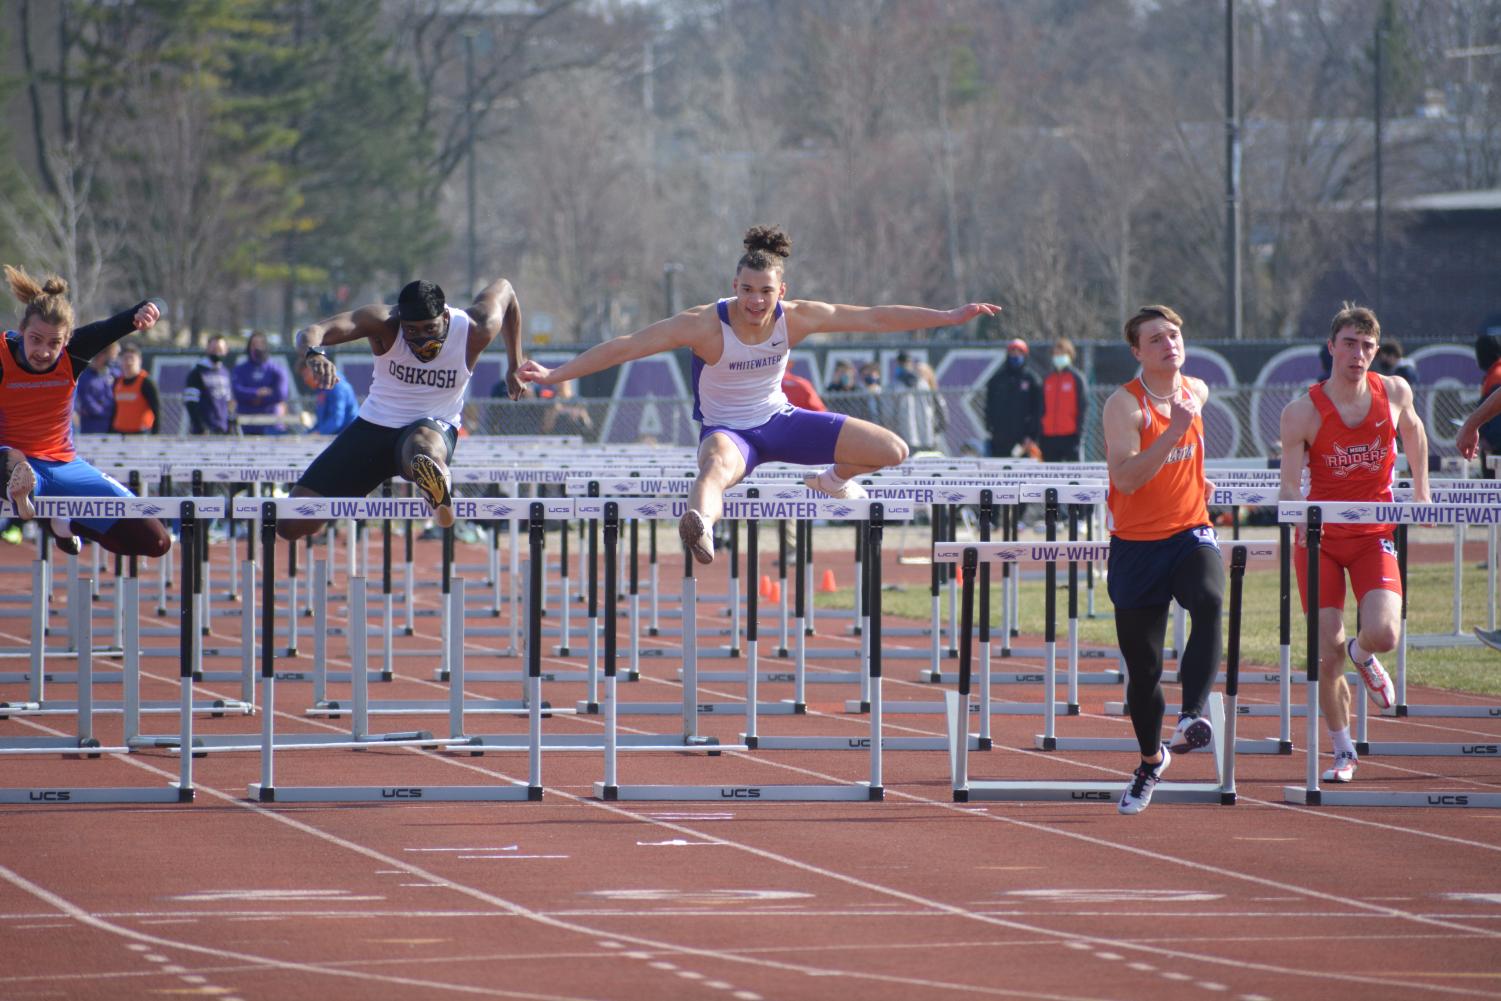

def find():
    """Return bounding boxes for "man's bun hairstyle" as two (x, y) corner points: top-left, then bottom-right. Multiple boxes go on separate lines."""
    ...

(4, 264), (74, 332)
(737, 225), (792, 275)
(397, 279), (446, 322)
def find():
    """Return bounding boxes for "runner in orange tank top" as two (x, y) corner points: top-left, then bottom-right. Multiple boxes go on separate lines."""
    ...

(2, 265), (169, 558)
(1102, 305), (1225, 815)
(1279, 302), (1429, 785)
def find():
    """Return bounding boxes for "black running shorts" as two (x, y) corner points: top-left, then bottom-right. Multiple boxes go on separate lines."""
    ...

(295, 417), (458, 499)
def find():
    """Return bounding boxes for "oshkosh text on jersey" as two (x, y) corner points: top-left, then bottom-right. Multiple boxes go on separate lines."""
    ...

(386, 360), (458, 388)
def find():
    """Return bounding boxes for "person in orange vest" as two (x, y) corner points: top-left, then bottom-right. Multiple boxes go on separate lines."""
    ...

(1040, 337), (1088, 461)
(109, 340), (160, 434)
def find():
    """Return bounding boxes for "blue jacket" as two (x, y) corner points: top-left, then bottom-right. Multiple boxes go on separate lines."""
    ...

(313, 379), (359, 435)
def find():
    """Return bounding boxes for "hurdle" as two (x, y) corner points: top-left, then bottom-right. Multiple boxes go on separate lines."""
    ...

(0, 501), (202, 804)
(938, 544), (1245, 806)
(248, 501), (543, 802)
(1282, 500), (1501, 808)
(226, 496), (561, 733)
(593, 500), (885, 802)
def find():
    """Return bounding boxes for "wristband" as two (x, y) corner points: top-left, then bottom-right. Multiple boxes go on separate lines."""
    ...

(305, 346), (329, 360)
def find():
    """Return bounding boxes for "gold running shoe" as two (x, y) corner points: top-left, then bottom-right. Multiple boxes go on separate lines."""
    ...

(410, 454), (455, 529)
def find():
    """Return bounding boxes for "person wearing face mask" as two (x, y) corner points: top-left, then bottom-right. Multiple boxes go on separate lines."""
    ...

(0, 264), (170, 558)
(109, 341), (160, 434)
(184, 335), (234, 434)
(74, 341), (120, 434)
(231, 330), (291, 435)
(983, 338), (1041, 459)
(1040, 337), (1089, 462)
(279, 277), (524, 541)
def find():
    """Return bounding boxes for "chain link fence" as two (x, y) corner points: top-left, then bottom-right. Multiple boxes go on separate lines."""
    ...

(153, 383), (1479, 464)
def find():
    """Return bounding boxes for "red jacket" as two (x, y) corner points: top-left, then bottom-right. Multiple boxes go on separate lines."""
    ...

(1042, 367), (1087, 437)
(781, 373), (827, 412)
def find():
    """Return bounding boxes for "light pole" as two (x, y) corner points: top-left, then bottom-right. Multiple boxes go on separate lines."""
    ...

(1374, 14), (1387, 317)
(1224, 0), (1242, 340)
(464, 29), (478, 300)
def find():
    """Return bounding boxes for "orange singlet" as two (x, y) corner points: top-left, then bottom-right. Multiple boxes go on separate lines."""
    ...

(0, 333), (78, 462)
(1107, 378), (1209, 541)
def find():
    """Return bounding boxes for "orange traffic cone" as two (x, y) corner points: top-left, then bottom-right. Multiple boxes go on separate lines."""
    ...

(819, 569), (837, 593)
(769, 581), (782, 603)
(759, 574), (772, 598)
(955, 566), (965, 584)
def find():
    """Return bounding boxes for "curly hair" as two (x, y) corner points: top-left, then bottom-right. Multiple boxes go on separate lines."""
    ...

(736, 225), (792, 276)
(4, 264), (74, 333)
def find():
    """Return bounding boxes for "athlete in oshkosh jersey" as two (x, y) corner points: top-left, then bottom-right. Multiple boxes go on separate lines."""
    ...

(1, 265), (170, 557)
(1280, 303), (1428, 785)
(279, 277), (523, 540)
(516, 224), (999, 565)
(1102, 305), (1225, 815)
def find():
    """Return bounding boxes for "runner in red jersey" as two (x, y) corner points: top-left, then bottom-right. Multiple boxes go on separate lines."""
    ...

(2, 265), (169, 557)
(1279, 303), (1429, 784)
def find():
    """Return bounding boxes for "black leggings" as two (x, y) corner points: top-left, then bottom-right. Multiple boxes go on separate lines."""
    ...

(1114, 545), (1224, 757)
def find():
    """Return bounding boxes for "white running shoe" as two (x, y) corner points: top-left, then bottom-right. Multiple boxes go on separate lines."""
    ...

(1118, 746), (1171, 815)
(1347, 638), (1395, 710)
(678, 509), (714, 565)
(1168, 714), (1213, 754)
(409, 454), (454, 529)
(803, 471), (868, 500)
(6, 460), (35, 520)
(1322, 749), (1358, 783)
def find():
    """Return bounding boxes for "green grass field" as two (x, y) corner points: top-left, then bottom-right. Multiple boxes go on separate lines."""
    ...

(814, 561), (1501, 697)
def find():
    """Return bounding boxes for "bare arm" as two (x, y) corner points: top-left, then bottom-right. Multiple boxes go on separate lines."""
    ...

(465, 278), (524, 399)
(1104, 380), (1203, 496)
(296, 304), (393, 389)
(1277, 397), (1313, 501)
(516, 307), (715, 386)
(1457, 386), (1501, 459)
(1388, 375), (1429, 501)
(785, 300), (1000, 344)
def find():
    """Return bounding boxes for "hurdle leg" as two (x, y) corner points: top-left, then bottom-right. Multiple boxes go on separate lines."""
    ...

(777, 519), (789, 655)
(628, 519), (641, 681)
(350, 577), (369, 741)
(75, 576), (94, 746)
(237, 560), (254, 706)
(978, 492), (993, 749)
(680, 557), (700, 742)
(866, 511), (886, 800)
(791, 519), (807, 712)
(1278, 524), (1294, 751)
(123, 576), (141, 743)
(28, 560), (46, 707)
(448, 579), (465, 739)
(928, 506), (941, 677)
(558, 518), (572, 654)
(1452, 523), (1464, 637)
(727, 519), (741, 657)
(744, 513), (761, 745)
(946, 503), (959, 657)
(312, 560), (330, 708)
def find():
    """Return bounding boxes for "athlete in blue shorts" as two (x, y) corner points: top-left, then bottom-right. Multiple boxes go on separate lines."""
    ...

(2, 265), (169, 557)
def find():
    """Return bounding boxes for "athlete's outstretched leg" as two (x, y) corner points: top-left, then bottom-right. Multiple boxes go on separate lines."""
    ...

(72, 518), (171, 558)
(806, 416), (907, 498)
(400, 426), (455, 529)
(681, 433), (747, 565)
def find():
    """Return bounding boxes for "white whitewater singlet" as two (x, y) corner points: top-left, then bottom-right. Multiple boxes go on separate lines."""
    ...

(691, 299), (789, 429)
(359, 307), (472, 428)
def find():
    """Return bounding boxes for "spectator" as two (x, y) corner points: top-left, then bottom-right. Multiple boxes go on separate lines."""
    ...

(183, 335), (233, 434)
(1373, 339), (1418, 385)
(231, 330), (290, 434)
(1040, 337), (1089, 461)
(1476, 331), (1501, 479)
(109, 341), (160, 434)
(539, 380), (596, 440)
(893, 351), (945, 452)
(74, 341), (119, 433)
(984, 337), (1042, 458)
(825, 358), (858, 393)
(297, 356), (359, 435)
(781, 366), (827, 412)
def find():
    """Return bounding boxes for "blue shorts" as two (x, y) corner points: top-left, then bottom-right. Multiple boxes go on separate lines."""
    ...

(1108, 525), (1219, 610)
(29, 457), (134, 533)
(700, 405), (847, 474)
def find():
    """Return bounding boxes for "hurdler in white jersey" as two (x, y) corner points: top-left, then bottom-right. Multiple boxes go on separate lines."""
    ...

(517, 224), (1001, 564)
(280, 277), (523, 541)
